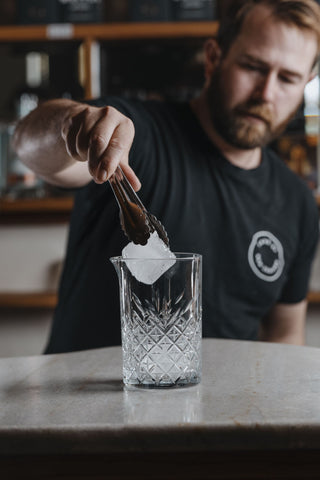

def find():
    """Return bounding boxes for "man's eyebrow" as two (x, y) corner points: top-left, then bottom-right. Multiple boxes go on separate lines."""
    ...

(238, 54), (304, 80)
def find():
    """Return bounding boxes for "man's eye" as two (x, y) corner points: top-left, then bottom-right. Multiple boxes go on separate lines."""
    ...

(279, 75), (295, 84)
(241, 63), (265, 73)
(242, 63), (258, 70)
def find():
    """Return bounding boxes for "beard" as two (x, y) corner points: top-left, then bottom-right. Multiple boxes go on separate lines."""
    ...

(207, 69), (299, 149)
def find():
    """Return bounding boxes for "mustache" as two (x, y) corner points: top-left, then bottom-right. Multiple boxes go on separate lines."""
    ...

(235, 103), (274, 124)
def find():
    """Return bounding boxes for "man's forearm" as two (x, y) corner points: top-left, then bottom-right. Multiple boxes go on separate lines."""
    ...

(259, 301), (307, 345)
(259, 326), (305, 345)
(13, 98), (84, 180)
(13, 98), (139, 189)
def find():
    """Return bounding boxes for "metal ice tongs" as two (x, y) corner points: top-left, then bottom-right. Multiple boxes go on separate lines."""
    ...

(109, 166), (169, 246)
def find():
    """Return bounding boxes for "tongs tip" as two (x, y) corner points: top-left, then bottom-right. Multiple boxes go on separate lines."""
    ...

(109, 166), (169, 247)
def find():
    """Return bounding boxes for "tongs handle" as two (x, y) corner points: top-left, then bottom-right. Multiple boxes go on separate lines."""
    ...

(109, 166), (169, 247)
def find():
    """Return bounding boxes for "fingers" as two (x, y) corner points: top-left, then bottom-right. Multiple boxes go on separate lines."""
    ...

(87, 107), (135, 184)
(61, 104), (140, 188)
(61, 107), (97, 162)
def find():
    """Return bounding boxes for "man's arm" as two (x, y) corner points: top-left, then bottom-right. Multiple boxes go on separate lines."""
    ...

(259, 300), (307, 345)
(12, 98), (140, 190)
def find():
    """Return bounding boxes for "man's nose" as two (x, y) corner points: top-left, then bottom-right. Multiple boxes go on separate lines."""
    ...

(253, 72), (277, 103)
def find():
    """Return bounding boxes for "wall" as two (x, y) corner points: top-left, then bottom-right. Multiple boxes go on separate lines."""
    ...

(0, 223), (68, 357)
(0, 224), (67, 292)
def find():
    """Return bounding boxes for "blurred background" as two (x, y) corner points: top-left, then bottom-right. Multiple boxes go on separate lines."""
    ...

(0, 0), (319, 356)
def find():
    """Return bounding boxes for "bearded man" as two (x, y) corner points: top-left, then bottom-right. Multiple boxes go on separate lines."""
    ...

(13, 0), (320, 353)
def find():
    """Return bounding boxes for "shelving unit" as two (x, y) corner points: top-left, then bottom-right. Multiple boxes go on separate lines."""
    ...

(0, 20), (319, 309)
(0, 20), (218, 309)
(0, 22), (219, 98)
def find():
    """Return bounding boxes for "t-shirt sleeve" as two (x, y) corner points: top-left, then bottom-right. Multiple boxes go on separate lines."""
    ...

(278, 193), (319, 303)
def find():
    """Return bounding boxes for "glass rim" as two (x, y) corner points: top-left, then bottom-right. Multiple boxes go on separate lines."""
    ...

(110, 252), (202, 262)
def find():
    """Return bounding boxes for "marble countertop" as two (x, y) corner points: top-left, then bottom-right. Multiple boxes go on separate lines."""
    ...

(1, 338), (320, 456)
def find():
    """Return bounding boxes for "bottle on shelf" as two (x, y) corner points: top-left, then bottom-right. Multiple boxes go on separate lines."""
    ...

(2, 52), (52, 199)
(15, 51), (50, 119)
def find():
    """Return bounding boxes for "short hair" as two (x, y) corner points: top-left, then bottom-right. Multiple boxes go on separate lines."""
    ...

(217, 0), (320, 66)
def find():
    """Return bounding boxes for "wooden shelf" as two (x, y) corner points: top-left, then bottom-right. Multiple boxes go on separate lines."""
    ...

(0, 196), (74, 224)
(0, 20), (219, 120)
(0, 292), (57, 309)
(0, 21), (219, 42)
(0, 196), (74, 213)
(307, 291), (320, 304)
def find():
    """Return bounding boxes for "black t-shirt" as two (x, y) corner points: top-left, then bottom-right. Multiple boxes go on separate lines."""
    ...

(45, 98), (319, 353)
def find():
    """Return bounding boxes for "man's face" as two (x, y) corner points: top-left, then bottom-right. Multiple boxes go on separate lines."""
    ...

(207, 5), (318, 149)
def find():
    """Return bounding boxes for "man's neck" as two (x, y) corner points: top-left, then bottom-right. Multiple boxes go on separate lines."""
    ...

(190, 93), (262, 170)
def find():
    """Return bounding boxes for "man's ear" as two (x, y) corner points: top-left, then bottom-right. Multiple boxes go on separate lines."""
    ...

(307, 64), (318, 84)
(204, 38), (222, 85)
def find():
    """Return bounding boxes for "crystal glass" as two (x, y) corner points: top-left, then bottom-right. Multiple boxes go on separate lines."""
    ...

(111, 253), (202, 388)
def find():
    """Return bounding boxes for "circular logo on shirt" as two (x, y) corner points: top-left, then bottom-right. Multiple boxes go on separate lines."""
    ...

(248, 231), (285, 282)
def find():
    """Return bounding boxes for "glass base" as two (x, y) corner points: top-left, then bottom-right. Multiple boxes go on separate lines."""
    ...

(124, 376), (201, 390)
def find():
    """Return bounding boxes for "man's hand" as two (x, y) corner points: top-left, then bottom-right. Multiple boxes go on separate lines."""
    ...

(13, 99), (141, 190)
(61, 104), (141, 190)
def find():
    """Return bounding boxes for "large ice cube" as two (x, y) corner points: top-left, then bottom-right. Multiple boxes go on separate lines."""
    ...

(122, 232), (176, 284)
